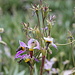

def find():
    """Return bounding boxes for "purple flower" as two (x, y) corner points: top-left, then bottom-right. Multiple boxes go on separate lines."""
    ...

(44, 57), (57, 71)
(27, 39), (40, 51)
(44, 27), (48, 30)
(16, 41), (27, 52)
(19, 40), (27, 48)
(15, 41), (27, 59)
(15, 52), (39, 62)
(34, 57), (39, 62)
(21, 54), (31, 62)
(62, 60), (70, 65)
(49, 15), (56, 22)
(49, 68), (59, 74)
(63, 70), (75, 75)
(26, 39), (40, 58)
(18, 54), (39, 68)
(31, 4), (40, 11)
(44, 36), (57, 49)
(42, 27), (48, 31)
(15, 50), (26, 59)
(16, 39), (40, 52)
(46, 15), (56, 26)
(15, 53), (31, 62)
(22, 54), (39, 62)
(15, 39), (40, 62)
(51, 68), (59, 74)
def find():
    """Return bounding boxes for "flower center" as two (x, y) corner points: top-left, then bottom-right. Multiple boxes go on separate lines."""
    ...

(45, 40), (52, 43)
(29, 48), (34, 51)
(20, 47), (25, 51)
(45, 69), (51, 71)
(25, 58), (30, 62)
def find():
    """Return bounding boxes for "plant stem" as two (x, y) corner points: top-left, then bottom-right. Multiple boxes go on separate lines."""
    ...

(42, 10), (45, 29)
(40, 0), (42, 5)
(29, 61), (33, 75)
(71, 40), (75, 67)
(30, 67), (33, 75)
(46, 42), (50, 50)
(48, 24), (51, 36)
(56, 40), (75, 46)
(48, 29), (51, 36)
(40, 55), (45, 75)
(36, 11), (40, 30)
(40, 42), (49, 75)
(42, 11), (44, 33)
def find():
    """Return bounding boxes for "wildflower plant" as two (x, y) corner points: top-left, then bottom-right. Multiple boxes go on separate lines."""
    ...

(14, 0), (75, 75)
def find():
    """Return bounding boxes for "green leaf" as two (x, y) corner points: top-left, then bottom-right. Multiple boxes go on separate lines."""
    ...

(13, 64), (19, 75)
(4, 67), (9, 75)
(34, 64), (38, 75)
(17, 70), (25, 75)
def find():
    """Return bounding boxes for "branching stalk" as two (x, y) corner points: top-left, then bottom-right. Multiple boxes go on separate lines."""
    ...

(56, 40), (75, 46)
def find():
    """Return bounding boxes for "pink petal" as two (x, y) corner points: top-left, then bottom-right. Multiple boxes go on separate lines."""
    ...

(15, 50), (25, 59)
(52, 43), (57, 49)
(33, 40), (40, 50)
(19, 41), (27, 47)
(0, 36), (2, 41)
(27, 39), (34, 47)
(34, 58), (39, 62)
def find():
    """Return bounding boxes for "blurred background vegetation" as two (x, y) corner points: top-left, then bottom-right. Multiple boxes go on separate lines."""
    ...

(0, 0), (75, 75)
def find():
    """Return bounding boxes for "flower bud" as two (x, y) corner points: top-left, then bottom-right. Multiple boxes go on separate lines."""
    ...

(0, 28), (4, 33)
